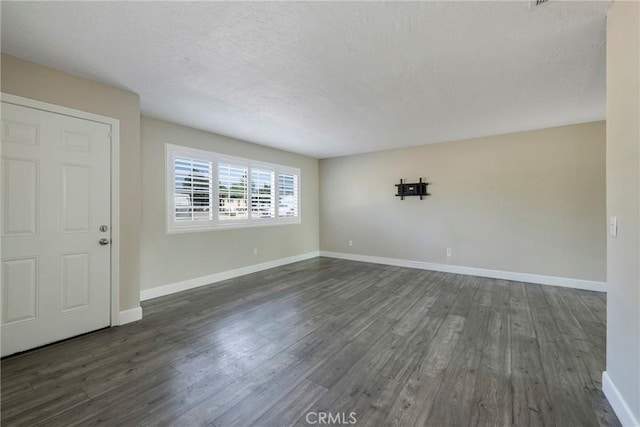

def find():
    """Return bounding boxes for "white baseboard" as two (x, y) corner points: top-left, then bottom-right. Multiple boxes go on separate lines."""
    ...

(140, 251), (321, 301)
(118, 306), (142, 325)
(319, 251), (607, 292)
(603, 371), (640, 427)
(140, 249), (605, 302)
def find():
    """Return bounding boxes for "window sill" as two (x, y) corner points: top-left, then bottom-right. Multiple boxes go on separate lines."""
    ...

(166, 218), (301, 234)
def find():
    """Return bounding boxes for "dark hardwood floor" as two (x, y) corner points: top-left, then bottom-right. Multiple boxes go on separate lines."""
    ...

(1, 257), (619, 426)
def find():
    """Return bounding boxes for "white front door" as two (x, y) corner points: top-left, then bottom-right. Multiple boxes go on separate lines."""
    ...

(1, 101), (112, 357)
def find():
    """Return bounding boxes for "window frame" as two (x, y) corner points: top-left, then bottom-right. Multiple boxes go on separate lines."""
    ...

(165, 143), (301, 234)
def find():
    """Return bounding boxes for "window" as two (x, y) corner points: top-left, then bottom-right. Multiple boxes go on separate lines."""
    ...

(166, 144), (300, 233)
(251, 169), (275, 219)
(173, 156), (213, 223)
(218, 162), (248, 221)
(278, 173), (298, 218)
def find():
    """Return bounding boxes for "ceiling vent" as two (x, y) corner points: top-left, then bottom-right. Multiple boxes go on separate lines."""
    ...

(529, 0), (549, 9)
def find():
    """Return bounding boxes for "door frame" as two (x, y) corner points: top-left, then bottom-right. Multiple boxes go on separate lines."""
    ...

(1, 92), (121, 326)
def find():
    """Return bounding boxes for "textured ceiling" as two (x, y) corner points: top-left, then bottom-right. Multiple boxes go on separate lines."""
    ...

(1, 1), (610, 158)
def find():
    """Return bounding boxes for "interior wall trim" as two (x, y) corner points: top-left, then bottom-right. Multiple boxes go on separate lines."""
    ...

(602, 371), (640, 427)
(319, 251), (607, 292)
(140, 251), (321, 301)
(118, 306), (142, 325)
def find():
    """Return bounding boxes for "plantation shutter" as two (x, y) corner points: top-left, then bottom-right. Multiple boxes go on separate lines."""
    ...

(251, 169), (276, 219)
(218, 162), (249, 220)
(278, 172), (299, 218)
(173, 156), (213, 222)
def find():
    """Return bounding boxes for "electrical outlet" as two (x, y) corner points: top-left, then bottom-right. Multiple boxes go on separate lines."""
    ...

(609, 216), (618, 237)
(253, 248), (258, 256)
(348, 240), (353, 247)
(446, 248), (452, 257)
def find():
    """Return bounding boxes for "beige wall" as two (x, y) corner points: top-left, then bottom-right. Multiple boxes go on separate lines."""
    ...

(605, 1), (640, 423)
(320, 121), (606, 281)
(1, 54), (142, 311)
(139, 117), (319, 291)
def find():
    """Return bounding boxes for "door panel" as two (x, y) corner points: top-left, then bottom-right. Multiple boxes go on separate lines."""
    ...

(61, 252), (90, 312)
(61, 131), (90, 153)
(2, 158), (38, 236)
(1, 120), (38, 146)
(61, 165), (91, 233)
(1, 101), (112, 356)
(1, 257), (38, 325)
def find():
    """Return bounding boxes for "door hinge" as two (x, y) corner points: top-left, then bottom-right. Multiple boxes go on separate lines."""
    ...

(108, 131), (112, 139)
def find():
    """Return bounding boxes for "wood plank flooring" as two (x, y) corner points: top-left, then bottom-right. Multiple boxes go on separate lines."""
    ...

(0, 257), (620, 426)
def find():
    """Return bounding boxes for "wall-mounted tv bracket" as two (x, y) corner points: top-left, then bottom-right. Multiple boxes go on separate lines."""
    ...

(395, 178), (430, 200)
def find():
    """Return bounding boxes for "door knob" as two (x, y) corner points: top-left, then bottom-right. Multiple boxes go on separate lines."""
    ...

(99, 238), (110, 246)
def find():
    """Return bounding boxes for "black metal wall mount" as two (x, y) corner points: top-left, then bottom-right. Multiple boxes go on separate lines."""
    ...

(395, 178), (430, 200)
